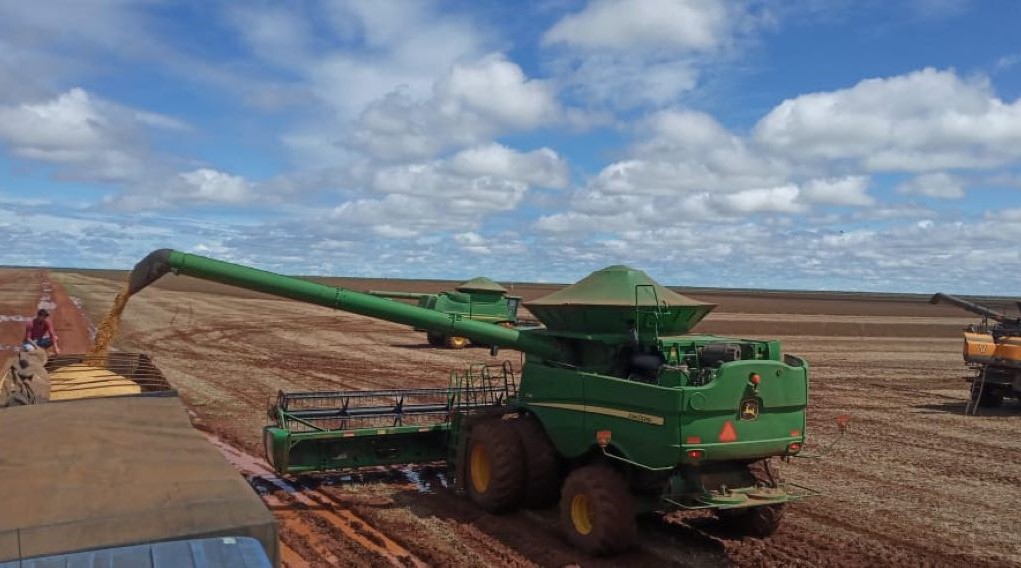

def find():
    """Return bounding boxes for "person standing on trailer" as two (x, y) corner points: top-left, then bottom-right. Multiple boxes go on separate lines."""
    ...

(24, 309), (60, 355)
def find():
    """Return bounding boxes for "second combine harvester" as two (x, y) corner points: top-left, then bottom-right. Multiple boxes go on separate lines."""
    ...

(368, 277), (522, 349)
(128, 249), (813, 555)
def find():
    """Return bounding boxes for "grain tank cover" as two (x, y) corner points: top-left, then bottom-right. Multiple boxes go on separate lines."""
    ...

(525, 265), (716, 335)
(456, 277), (508, 294)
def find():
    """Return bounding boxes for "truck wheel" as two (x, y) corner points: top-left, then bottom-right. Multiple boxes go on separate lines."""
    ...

(466, 419), (525, 513)
(512, 414), (561, 508)
(446, 336), (469, 349)
(971, 382), (1003, 408)
(426, 333), (444, 347)
(559, 464), (635, 555)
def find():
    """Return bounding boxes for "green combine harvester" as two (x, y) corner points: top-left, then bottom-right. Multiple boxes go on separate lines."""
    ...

(367, 277), (522, 348)
(128, 249), (813, 555)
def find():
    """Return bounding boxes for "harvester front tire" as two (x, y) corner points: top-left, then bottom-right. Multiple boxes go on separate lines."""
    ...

(446, 336), (469, 349)
(426, 333), (444, 347)
(512, 414), (561, 508)
(559, 464), (636, 555)
(466, 419), (525, 513)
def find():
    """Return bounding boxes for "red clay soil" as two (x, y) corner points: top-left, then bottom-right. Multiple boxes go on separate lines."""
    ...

(0, 270), (93, 357)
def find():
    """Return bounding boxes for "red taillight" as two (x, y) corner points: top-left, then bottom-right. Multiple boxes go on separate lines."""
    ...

(750, 373), (761, 385)
(787, 442), (802, 454)
(687, 449), (704, 460)
(686, 436), (701, 444)
(596, 430), (612, 447)
(790, 429), (801, 437)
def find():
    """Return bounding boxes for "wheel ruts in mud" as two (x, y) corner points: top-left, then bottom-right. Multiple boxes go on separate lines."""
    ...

(559, 464), (636, 555)
(466, 418), (525, 513)
(511, 414), (561, 508)
(445, 335), (469, 349)
(716, 459), (786, 537)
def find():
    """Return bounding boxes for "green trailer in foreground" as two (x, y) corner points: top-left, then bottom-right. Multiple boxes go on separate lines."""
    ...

(129, 249), (814, 555)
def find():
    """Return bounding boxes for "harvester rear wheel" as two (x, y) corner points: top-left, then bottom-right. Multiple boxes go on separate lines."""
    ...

(446, 336), (469, 349)
(716, 459), (785, 537)
(466, 419), (525, 513)
(512, 414), (561, 508)
(559, 464), (635, 555)
(426, 333), (444, 347)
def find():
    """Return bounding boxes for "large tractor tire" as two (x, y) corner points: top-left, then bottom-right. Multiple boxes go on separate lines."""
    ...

(512, 414), (561, 508)
(466, 418), (525, 513)
(716, 459), (786, 537)
(426, 332), (444, 347)
(559, 464), (636, 555)
(445, 336), (469, 349)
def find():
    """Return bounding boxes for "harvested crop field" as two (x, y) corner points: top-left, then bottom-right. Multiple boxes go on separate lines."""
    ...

(4, 267), (1019, 567)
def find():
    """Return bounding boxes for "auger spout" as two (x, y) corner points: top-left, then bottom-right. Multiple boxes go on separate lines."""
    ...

(128, 249), (566, 361)
(930, 293), (1008, 322)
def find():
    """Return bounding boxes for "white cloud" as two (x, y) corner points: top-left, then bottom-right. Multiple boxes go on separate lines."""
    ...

(352, 54), (561, 161)
(543, 0), (764, 108)
(447, 144), (568, 188)
(801, 176), (874, 206)
(896, 172), (966, 199)
(0, 88), (186, 182)
(755, 68), (1021, 172)
(543, 0), (731, 51)
(328, 144), (568, 237)
(178, 169), (253, 204)
(716, 185), (805, 214)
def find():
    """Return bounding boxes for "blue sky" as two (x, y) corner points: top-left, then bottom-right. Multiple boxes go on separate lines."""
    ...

(1, 0), (1020, 294)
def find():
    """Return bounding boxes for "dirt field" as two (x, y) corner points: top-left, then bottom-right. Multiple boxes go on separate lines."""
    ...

(4, 268), (1019, 567)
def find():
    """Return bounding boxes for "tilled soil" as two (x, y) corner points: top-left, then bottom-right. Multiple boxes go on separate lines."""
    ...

(37, 271), (1021, 567)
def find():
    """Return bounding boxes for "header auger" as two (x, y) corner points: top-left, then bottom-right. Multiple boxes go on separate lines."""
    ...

(129, 249), (815, 555)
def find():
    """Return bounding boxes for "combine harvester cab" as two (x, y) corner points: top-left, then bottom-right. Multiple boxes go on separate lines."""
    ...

(127, 250), (816, 555)
(369, 277), (522, 349)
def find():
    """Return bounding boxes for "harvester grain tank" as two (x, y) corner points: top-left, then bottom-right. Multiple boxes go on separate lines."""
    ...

(930, 292), (1021, 409)
(368, 277), (522, 348)
(129, 250), (814, 555)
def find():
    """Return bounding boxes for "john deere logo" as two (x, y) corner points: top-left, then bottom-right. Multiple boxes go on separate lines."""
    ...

(739, 399), (759, 420)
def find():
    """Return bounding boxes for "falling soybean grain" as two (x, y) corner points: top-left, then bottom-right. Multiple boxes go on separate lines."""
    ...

(88, 286), (132, 358)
